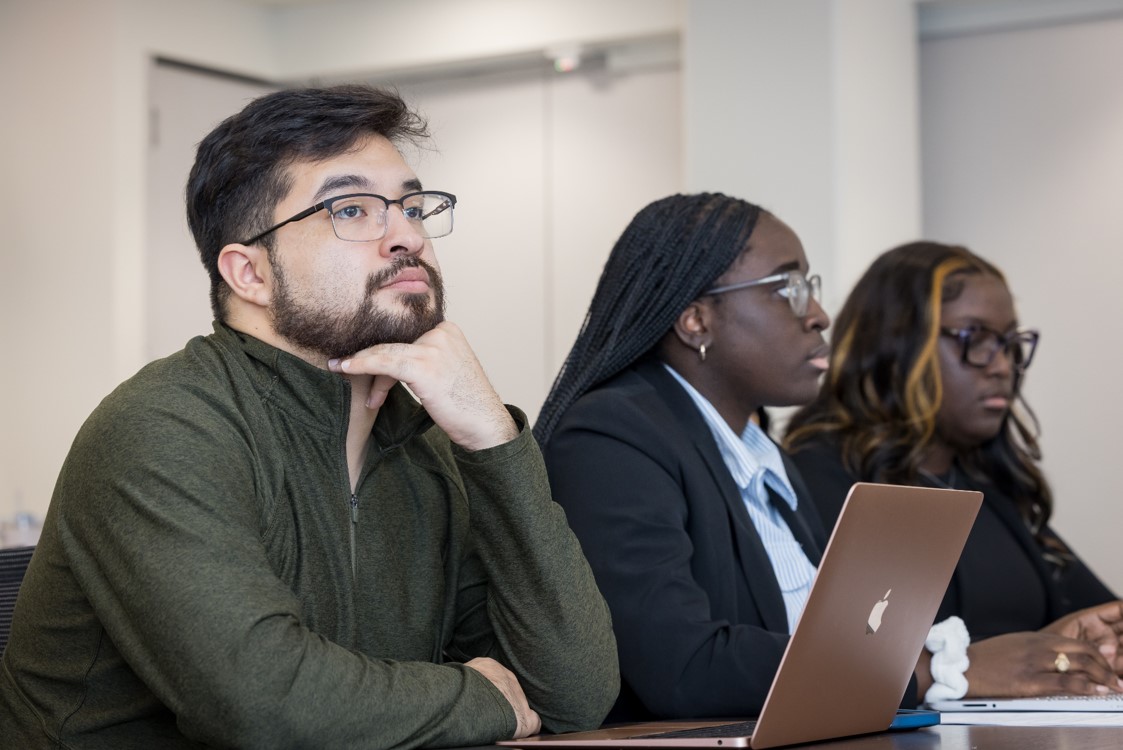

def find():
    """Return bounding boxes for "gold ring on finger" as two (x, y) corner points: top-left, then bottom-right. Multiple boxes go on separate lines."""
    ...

(1054, 652), (1071, 673)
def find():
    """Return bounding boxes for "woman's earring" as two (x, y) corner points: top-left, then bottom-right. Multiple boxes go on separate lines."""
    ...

(699, 344), (707, 362)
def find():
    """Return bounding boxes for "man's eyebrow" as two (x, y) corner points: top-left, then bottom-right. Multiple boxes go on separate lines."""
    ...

(312, 175), (425, 203)
(313, 174), (373, 203)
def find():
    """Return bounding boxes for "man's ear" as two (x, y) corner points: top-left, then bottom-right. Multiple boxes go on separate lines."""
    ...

(217, 243), (272, 308)
(671, 299), (712, 352)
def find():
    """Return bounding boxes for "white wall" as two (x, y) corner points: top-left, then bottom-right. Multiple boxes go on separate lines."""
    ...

(683, 0), (920, 318)
(920, 13), (1123, 594)
(267, 0), (681, 80)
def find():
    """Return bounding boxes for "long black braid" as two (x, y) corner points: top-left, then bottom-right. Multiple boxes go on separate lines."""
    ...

(534, 192), (762, 446)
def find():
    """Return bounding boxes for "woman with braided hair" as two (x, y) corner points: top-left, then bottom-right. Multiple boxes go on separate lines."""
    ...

(536, 193), (832, 719)
(537, 196), (1123, 722)
(785, 241), (1123, 703)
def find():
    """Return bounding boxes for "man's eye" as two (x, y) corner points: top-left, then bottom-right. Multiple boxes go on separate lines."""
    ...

(402, 205), (425, 221)
(332, 204), (366, 221)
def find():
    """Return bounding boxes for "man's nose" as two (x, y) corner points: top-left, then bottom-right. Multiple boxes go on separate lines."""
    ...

(380, 206), (426, 257)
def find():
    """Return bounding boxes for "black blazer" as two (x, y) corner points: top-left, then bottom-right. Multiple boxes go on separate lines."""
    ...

(789, 436), (1116, 639)
(543, 359), (828, 720)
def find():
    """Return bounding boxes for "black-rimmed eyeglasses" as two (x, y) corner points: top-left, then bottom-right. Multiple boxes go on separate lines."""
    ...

(704, 270), (822, 318)
(238, 190), (457, 246)
(940, 325), (1040, 372)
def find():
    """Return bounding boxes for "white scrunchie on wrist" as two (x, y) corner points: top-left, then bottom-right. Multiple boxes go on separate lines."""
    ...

(924, 615), (970, 704)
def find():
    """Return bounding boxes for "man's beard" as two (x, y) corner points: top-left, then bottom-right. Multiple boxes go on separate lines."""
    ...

(270, 256), (446, 359)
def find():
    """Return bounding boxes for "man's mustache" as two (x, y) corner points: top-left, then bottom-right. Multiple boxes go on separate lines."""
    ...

(366, 256), (441, 296)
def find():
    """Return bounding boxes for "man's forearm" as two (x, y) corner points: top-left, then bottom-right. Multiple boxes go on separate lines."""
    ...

(453, 415), (619, 732)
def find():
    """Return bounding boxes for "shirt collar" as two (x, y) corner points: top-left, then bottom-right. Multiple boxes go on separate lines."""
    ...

(662, 363), (798, 510)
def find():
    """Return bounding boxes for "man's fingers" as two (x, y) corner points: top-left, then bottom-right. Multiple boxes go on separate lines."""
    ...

(465, 657), (539, 738)
(365, 374), (397, 409)
(326, 322), (516, 450)
(519, 708), (542, 739)
(332, 344), (418, 381)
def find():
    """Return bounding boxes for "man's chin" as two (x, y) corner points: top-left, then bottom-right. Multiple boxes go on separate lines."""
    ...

(330, 310), (445, 359)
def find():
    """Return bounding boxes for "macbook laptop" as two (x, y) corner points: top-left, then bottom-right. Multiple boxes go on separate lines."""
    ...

(931, 695), (1123, 712)
(501, 482), (982, 749)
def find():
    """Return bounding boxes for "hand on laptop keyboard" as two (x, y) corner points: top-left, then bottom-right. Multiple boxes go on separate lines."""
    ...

(964, 631), (1123, 699)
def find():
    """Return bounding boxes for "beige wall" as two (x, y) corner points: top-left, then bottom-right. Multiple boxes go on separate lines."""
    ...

(0, 0), (278, 524)
(0, 0), (684, 523)
(920, 13), (1123, 594)
(1, 0), (116, 520)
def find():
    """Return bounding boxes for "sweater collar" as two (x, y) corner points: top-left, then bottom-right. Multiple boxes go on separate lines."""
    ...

(212, 323), (434, 443)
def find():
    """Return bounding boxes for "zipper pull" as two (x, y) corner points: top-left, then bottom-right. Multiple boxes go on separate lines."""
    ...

(350, 494), (359, 524)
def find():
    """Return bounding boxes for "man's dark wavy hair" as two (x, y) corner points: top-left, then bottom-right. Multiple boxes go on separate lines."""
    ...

(186, 84), (429, 319)
(534, 193), (762, 446)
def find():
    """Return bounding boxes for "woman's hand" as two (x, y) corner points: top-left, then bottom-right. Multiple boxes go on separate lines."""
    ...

(1043, 601), (1123, 672)
(965, 631), (1123, 698)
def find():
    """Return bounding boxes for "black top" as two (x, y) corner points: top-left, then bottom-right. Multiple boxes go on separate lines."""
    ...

(788, 436), (1115, 637)
(543, 359), (829, 720)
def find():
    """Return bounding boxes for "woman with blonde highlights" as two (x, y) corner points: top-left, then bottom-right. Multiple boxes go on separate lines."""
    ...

(787, 241), (1123, 700)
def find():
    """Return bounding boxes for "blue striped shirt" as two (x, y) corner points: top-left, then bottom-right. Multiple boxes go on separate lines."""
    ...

(665, 365), (816, 633)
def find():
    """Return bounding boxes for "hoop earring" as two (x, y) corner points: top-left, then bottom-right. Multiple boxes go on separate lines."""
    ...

(698, 344), (707, 362)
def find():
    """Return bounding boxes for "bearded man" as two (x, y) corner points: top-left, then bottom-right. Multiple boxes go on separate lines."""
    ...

(0, 85), (618, 750)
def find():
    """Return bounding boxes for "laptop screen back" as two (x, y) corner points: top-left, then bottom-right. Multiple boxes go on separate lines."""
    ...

(502, 482), (981, 749)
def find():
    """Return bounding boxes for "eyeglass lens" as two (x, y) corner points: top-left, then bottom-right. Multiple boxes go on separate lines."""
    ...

(327, 193), (454, 241)
(787, 273), (822, 317)
(962, 329), (1037, 370)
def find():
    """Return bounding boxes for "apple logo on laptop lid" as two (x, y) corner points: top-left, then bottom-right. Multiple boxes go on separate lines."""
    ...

(866, 589), (891, 634)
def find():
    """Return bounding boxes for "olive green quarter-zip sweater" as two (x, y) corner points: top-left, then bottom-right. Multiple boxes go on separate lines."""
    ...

(0, 324), (618, 749)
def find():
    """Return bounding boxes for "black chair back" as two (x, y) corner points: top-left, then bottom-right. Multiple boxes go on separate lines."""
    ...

(0, 545), (35, 655)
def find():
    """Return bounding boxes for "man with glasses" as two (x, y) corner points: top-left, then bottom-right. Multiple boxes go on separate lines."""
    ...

(0, 85), (617, 749)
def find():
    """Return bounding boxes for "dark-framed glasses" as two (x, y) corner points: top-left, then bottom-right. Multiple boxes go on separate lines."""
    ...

(239, 190), (457, 246)
(940, 325), (1040, 372)
(704, 270), (822, 318)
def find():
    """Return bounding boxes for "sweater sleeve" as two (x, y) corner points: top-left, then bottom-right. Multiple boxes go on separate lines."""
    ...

(53, 381), (517, 750)
(445, 407), (620, 733)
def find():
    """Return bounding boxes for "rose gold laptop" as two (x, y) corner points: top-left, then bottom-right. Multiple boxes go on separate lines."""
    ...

(501, 483), (982, 749)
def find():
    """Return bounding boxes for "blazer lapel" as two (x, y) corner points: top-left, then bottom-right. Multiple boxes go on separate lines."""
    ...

(636, 360), (791, 634)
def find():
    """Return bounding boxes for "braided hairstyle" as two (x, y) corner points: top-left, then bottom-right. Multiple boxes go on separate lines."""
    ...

(534, 193), (762, 446)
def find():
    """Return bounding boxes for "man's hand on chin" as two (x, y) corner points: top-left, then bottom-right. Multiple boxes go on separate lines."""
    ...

(328, 321), (519, 451)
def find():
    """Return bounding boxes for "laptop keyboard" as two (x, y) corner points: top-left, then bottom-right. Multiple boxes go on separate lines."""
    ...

(632, 721), (758, 739)
(1029, 695), (1123, 704)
